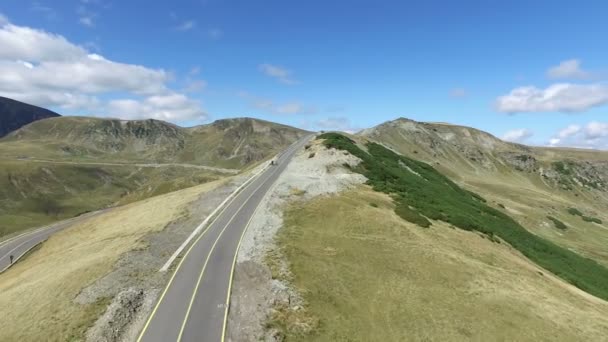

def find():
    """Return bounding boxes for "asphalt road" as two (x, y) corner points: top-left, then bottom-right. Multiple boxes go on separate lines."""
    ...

(138, 135), (312, 342)
(0, 209), (108, 273)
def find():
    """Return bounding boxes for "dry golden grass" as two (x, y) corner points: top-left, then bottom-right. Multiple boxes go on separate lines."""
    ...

(459, 173), (608, 268)
(0, 179), (224, 341)
(273, 187), (608, 341)
(364, 122), (608, 269)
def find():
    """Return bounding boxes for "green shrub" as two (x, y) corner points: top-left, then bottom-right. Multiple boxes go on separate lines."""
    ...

(547, 216), (568, 230)
(582, 216), (603, 224)
(553, 161), (571, 175)
(318, 132), (608, 302)
(567, 207), (603, 224)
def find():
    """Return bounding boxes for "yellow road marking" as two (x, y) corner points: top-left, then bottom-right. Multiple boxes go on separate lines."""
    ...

(137, 137), (305, 342)
(136, 170), (266, 342)
(176, 164), (284, 341)
(221, 137), (308, 341)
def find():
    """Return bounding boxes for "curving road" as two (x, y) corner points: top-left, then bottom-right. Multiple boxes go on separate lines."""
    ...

(0, 209), (108, 273)
(137, 135), (312, 342)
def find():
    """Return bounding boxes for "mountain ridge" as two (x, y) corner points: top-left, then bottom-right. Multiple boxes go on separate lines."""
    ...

(2, 115), (309, 169)
(0, 96), (61, 137)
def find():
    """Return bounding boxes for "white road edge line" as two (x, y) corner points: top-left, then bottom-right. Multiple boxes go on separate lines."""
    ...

(158, 160), (272, 272)
(0, 241), (44, 274)
(0, 225), (49, 248)
(0, 209), (105, 249)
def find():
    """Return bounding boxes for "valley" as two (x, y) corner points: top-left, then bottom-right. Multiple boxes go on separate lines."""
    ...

(1, 100), (607, 342)
(2, 3), (607, 341)
(0, 115), (307, 238)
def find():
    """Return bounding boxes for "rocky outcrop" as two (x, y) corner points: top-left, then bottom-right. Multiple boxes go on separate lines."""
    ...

(5, 116), (308, 168)
(359, 117), (608, 194)
(500, 152), (538, 172)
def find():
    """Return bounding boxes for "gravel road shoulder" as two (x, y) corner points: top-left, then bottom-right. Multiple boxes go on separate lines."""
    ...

(226, 139), (366, 341)
(82, 165), (265, 342)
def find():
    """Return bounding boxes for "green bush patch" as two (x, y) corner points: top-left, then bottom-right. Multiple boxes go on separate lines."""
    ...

(567, 208), (603, 224)
(547, 216), (568, 230)
(319, 132), (608, 302)
(582, 216), (603, 224)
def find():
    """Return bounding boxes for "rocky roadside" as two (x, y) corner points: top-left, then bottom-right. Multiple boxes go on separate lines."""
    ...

(81, 165), (266, 342)
(226, 139), (367, 341)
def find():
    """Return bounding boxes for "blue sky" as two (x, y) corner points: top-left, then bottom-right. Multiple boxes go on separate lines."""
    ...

(1, 0), (607, 148)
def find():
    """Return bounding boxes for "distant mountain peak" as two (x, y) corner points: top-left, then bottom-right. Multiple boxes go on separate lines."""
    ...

(0, 96), (61, 137)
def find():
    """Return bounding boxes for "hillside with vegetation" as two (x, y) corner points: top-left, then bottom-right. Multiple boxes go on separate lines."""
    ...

(358, 118), (608, 268)
(265, 135), (608, 341)
(318, 132), (608, 301)
(0, 116), (307, 237)
(2, 116), (308, 168)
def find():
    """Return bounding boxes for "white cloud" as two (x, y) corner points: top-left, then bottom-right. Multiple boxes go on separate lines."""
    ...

(79, 16), (94, 27)
(275, 103), (305, 114)
(496, 83), (608, 113)
(183, 80), (207, 93)
(239, 91), (314, 115)
(257, 100), (315, 115)
(31, 3), (58, 21)
(547, 59), (591, 80)
(0, 24), (85, 61)
(502, 128), (533, 143)
(585, 121), (608, 139)
(176, 20), (196, 31)
(0, 18), (207, 123)
(258, 63), (297, 85)
(0, 54), (170, 95)
(548, 122), (608, 149)
(0, 13), (8, 26)
(557, 124), (581, 138)
(77, 6), (97, 28)
(17, 60), (34, 69)
(182, 67), (206, 93)
(449, 88), (467, 98)
(315, 117), (360, 134)
(107, 93), (206, 121)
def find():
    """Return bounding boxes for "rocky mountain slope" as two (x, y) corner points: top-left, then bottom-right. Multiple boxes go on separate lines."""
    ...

(358, 118), (608, 267)
(2, 116), (308, 168)
(359, 118), (608, 193)
(0, 96), (60, 137)
(0, 116), (307, 237)
(227, 134), (608, 341)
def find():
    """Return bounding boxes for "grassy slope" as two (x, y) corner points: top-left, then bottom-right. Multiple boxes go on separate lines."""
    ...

(0, 161), (221, 237)
(0, 116), (306, 237)
(0, 180), (223, 341)
(361, 120), (608, 268)
(0, 116), (308, 169)
(319, 133), (608, 302)
(274, 188), (608, 341)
